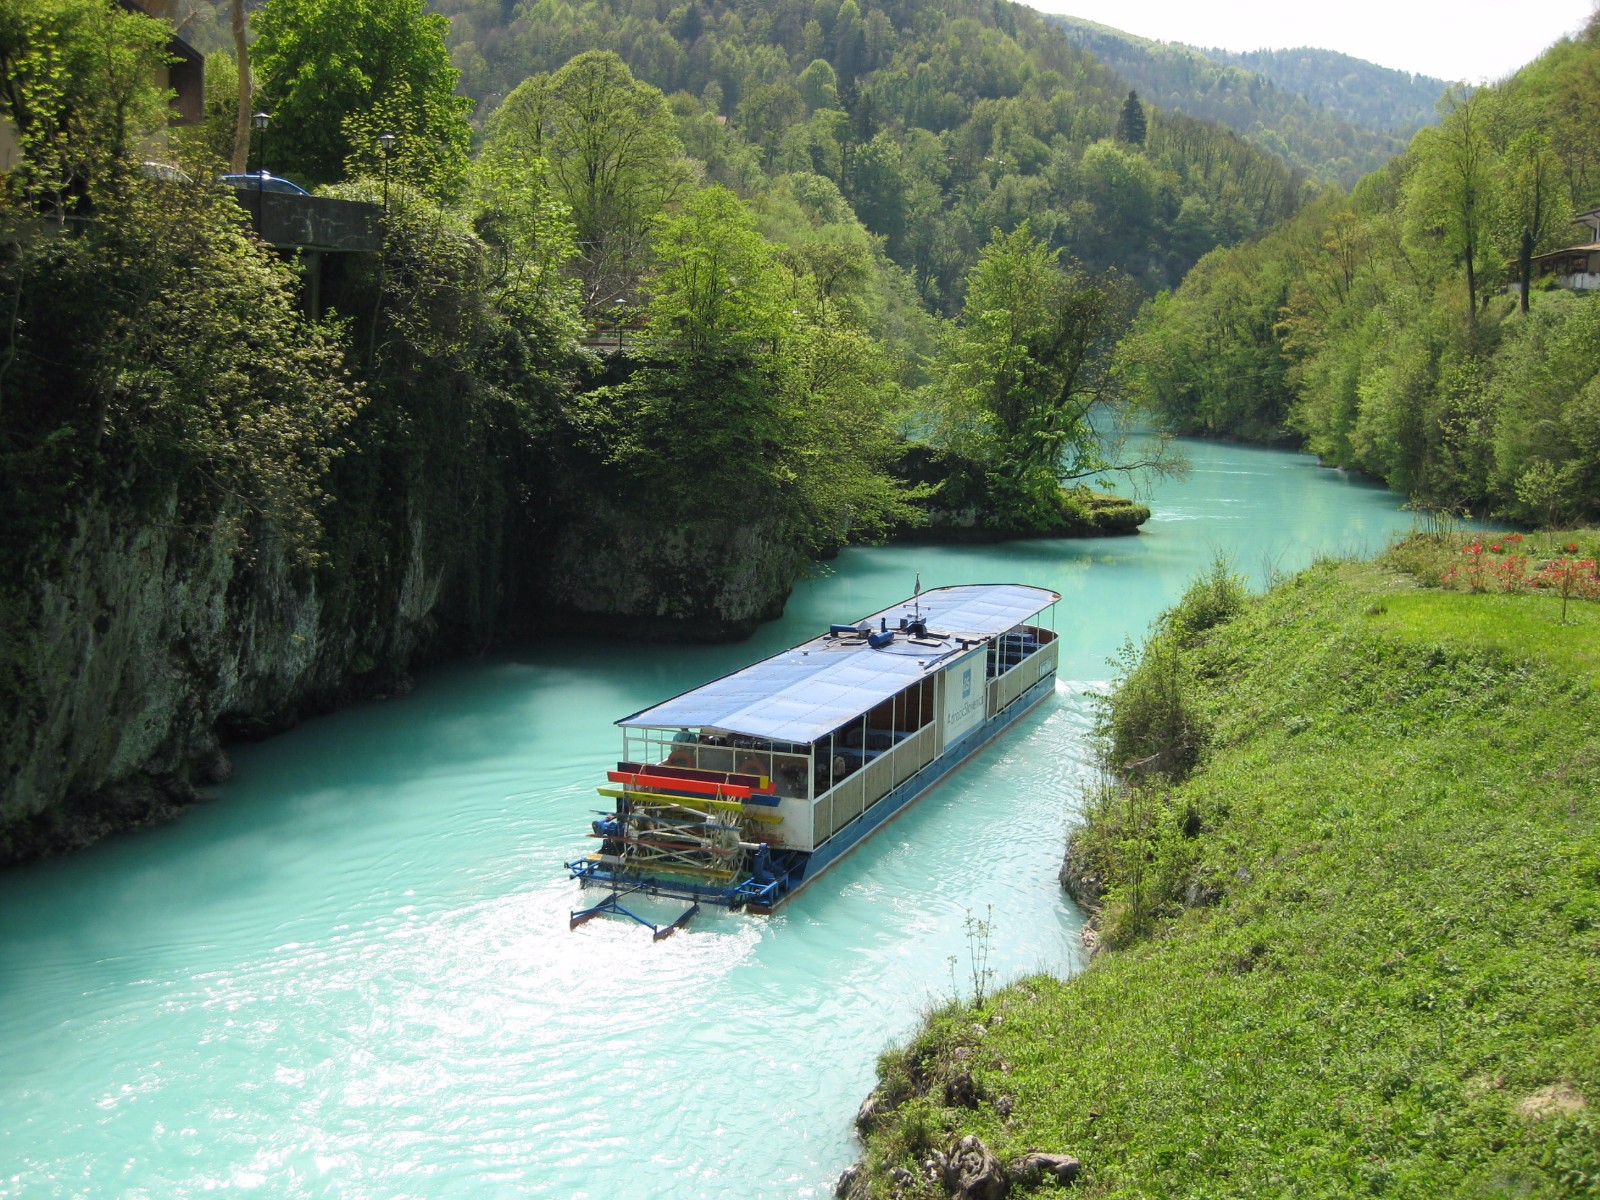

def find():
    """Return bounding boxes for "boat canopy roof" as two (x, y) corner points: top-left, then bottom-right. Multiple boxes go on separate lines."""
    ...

(617, 584), (1059, 744)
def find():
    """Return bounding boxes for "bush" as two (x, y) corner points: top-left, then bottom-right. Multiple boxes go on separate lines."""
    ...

(1165, 554), (1247, 641)
(1102, 631), (1208, 781)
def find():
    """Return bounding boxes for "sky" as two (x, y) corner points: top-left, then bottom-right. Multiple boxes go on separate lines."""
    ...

(1027, 0), (1595, 83)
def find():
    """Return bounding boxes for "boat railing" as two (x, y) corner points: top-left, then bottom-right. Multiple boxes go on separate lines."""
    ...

(986, 630), (1058, 719)
(812, 723), (937, 847)
(654, 741), (811, 799)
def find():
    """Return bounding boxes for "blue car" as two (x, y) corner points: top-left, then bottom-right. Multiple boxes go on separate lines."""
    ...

(217, 172), (310, 195)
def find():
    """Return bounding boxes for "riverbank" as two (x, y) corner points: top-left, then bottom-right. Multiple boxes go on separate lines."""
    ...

(846, 545), (1600, 1197)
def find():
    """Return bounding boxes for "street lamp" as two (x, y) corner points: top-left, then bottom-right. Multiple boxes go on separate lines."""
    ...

(613, 298), (627, 350)
(251, 112), (270, 200)
(378, 131), (395, 215)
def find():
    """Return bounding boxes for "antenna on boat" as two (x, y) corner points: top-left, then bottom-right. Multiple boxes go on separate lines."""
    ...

(912, 572), (922, 619)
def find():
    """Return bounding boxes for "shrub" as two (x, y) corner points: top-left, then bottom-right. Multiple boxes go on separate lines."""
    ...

(1102, 632), (1208, 781)
(1166, 554), (1247, 641)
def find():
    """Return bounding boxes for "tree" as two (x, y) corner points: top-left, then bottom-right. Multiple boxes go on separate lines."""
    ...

(845, 130), (908, 252)
(1118, 90), (1146, 147)
(931, 224), (1158, 527)
(737, 81), (805, 166)
(0, 0), (170, 212)
(645, 185), (788, 359)
(1, 173), (362, 559)
(1076, 139), (1158, 256)
(1405, 88), (1496, 324)
(251, 0), (471, 189)
(776, 304), (920, 551)
(484, 51), (692, 317)
(470, 144), (582, 347)
(568, 184), (912, 545)
(230, 0), (250, 173)
(1496, 128), (1567, 314)
(796, 58), (840, 112)
(565, 187), (789, 515)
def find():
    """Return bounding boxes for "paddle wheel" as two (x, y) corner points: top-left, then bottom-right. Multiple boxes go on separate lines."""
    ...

(568, 761), (790, 935)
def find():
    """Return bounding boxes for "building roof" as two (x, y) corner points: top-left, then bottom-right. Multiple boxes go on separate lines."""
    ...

(617, 583), (1060, 743)
(1532, 243), (1600, 263)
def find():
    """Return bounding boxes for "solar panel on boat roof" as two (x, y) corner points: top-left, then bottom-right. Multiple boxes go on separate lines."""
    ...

(617, 584), (1057, 743)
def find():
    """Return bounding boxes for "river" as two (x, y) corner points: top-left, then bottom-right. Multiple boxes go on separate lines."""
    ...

(0, 441), (1423, 1199)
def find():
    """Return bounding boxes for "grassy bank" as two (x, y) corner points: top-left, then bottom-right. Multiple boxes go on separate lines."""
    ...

(853, 546), (1600, 1197)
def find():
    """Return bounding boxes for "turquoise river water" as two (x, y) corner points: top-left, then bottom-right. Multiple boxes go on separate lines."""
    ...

(2, 441), (1429, 1199)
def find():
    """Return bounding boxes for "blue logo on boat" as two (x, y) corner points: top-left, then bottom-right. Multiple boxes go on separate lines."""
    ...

(962, 667), (972, 699)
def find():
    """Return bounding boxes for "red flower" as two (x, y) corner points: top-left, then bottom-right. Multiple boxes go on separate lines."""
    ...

(1565, 542), (1580, 553)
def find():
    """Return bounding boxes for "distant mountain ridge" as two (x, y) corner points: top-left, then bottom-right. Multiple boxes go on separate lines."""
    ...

(1043, 14), (1448, 186)
(1202, 44), (1450, 133)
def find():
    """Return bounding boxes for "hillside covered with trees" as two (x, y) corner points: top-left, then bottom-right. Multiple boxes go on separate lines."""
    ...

(1050, 17), (1445, 187)
(409, 0), (1311, 308)
(1119, 15), (1600, 527)
(1206, 45), (1449, 134)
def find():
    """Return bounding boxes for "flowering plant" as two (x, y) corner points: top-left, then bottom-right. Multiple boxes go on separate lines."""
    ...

(1457, 542), (1487, 590)
(1436, 538), (1600, 607)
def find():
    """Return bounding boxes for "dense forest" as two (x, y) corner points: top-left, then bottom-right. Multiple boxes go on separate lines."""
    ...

(1049, 18), (1444, 188)
(1205, 46), (1449, 134)
(1119, 16), (1600, 526)
(414, 0), (1313, 308)
(160, 0), (1321, 309)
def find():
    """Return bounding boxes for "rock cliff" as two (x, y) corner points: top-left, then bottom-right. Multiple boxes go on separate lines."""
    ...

(538, 496), (800, 641)
(0, 467), (802, 862)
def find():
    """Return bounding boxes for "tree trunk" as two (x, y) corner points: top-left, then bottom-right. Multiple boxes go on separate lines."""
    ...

(1519, 226), (1533, 314)
(1463, 215), (1477, 327)
(230, 0), (251, 174)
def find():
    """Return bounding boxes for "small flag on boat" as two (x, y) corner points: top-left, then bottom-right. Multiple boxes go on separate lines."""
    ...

(914, 573), (921, 597)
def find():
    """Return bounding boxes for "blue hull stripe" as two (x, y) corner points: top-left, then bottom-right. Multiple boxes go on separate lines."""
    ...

(776, 673), (1056, 906)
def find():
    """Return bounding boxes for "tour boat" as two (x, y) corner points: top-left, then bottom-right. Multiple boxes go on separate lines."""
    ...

(566, 582), (1061, 936)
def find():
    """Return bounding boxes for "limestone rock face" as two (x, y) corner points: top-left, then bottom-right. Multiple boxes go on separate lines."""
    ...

(1, 475), (807, 861)
(539, 497), (800, 641)
(1058, 830), (1105, 910)
(0, 489), (464, 862)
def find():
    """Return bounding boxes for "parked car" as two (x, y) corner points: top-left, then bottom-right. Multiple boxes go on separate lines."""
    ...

(139, 161), (193, 184)
(217, 172), (310, 195)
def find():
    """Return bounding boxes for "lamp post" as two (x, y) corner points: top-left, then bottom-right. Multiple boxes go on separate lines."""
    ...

(613, 298), (627, 351)
(251, 110), (270, 197)
(378, 131), (395, 215)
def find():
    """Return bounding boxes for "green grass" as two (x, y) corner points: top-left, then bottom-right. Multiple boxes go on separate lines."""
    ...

(1368, 589), (1600, 684)
(855, 558), (1600, 1198)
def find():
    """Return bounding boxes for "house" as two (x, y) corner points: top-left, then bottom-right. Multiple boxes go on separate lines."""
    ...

(1527, 207), (1600, 292)
(121, 0), (206, 128)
